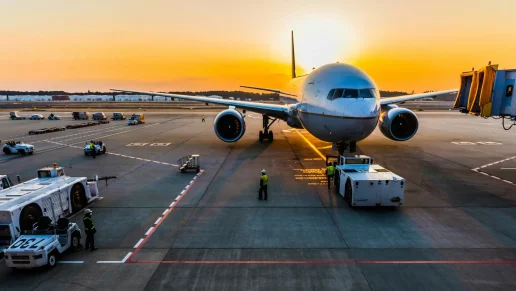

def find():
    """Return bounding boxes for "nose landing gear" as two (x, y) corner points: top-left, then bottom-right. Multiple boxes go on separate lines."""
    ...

(336, 141), (357, 156)
(259, 115), (278, 143)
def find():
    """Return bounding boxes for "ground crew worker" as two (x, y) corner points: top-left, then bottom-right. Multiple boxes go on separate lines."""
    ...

(258, 169), (268, 200)
(201, 115), (205, 122)
(83, 209), (98, 251)
(90, 141), (96, 159)
(326, 162), (335, 189)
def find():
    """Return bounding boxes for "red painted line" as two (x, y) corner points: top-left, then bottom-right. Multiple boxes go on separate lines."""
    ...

(128, 259), (516, 265)
(126, 170), (204, 263)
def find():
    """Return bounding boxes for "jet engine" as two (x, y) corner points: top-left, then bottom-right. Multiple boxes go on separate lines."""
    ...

(213, 109), (246, 142)
(379, 105), (419, 141)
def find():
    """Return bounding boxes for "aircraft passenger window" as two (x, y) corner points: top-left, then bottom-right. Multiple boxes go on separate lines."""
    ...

(327, 89), (335, 100)
(343, 89), (359, 98)
(333, 89), (344, 99)
(506, 85), (513, 97)
(359, 89), (373, 98)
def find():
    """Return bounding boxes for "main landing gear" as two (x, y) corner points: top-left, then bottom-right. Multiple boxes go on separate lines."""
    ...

(259, 115), (277, 143)
(336, 141), (357, 156)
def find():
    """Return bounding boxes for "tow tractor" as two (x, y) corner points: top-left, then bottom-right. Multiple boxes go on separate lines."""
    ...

(0, 164), (114, 257)
(48, 113), (61, 120)
(4, 216), (81, 268)
(330, 155), (405, 208)
(2, 141), (35, 155)
(83, 141), (107, 156)
(128, 113), (145, 125)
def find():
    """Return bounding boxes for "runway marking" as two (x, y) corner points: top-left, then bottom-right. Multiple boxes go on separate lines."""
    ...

(145, 227), (154, 236)
(128, 259), (516, 265)
(45, 140), (179, 167)
(133, 238), (144, 249)
(472, 156), (516, 186)
(96, 252), (133, 264)
(294, 129), (326, 160)
(127, 170), (204, 263)
(150, 143), (171, 146)
(126, 143), (148, 146)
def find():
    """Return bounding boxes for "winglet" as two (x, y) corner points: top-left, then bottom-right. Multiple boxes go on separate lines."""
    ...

(291, 30), (296, 79)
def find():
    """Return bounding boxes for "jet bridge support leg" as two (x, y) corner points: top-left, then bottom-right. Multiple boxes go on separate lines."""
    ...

(259, 115), (277, 143)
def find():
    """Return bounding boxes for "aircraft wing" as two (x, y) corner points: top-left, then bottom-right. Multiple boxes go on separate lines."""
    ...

(110, 89), (289, 119)
(380, 89), (458, 105)
(240, 85), (297, 97)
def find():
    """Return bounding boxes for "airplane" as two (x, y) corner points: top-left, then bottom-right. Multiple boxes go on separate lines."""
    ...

(112, 31), (457, 155)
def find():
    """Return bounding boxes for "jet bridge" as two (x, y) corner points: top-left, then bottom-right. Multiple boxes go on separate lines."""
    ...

(454, 64), (516, 130)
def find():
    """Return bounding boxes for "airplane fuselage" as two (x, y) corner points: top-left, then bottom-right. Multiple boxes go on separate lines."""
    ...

(285, 63), (381, 143)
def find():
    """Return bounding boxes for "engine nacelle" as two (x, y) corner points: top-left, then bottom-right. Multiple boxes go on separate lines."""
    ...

(379, 105), (419, 141)
(213, 109), (246, 142)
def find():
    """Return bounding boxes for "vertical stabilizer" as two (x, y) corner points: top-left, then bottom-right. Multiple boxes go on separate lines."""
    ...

(291, 30), (296, 79)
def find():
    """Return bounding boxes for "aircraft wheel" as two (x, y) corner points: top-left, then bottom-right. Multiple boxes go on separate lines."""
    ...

(269, 131), (273, 142)
(259, 131), (264, 143)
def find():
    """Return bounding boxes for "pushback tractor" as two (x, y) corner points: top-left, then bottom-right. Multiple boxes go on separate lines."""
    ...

(330, 155), (405, 208)
(0, 164), (100, 256)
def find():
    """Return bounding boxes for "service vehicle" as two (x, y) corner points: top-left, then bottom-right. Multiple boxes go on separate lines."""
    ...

(332, 155), (404, 208)
(4, 216), (81, 268)
(72, 112), (89, 120)
(9, 112), (26, 120)
(0, 164), (100, 255)
(92, 112), (107, 120)
(29, 114), (44, 120)
(84, 141), (107, 156)
(48, 113), (61, 120)
(111, 112), (126, 120)
(0, 175), (14, 190)
(128, 113), (145, 125)
(2, 141), (35, 155)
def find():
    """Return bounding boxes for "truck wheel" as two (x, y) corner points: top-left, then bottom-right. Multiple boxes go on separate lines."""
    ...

(3, 148), (10, 155)
(71, 232), (81, 250)
(47, 252), (57, 268)
(70, 183), (87, 213)
(20, 204), (43, 232)
(344, 179), (352, 206)
(20, 150), (26, 155)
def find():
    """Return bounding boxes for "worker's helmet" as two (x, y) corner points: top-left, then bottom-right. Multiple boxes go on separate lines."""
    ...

(261, 169), (266, 174)
(84, 209), (92, 215)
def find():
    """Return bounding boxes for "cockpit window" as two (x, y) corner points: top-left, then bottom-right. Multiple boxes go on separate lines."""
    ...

(327, 88), (378, 100)
(344, 89), (359, 98)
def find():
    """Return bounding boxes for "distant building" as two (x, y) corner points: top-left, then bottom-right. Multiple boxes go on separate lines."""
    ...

(52, 95), (70, 101)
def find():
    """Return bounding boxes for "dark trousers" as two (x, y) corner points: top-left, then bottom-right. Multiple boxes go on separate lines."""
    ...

(202, 118), (205, 122)
(259, 185), (268, 200)
(85, 232), (95, 250)
(327, 175), (333, 188)
(91, 149), (96, 159)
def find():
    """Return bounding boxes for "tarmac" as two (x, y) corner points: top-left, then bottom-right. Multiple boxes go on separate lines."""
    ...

(0, 110), (515, 291)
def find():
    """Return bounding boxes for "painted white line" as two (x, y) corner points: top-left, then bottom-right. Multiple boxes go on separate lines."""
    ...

(162, 209), (169, 216)
(134, 238), (144, 249)
(122, 252), (132, 263)
(97, 261), (124, 264)
(154, 217), (162, 225)
(169, 202), (176, 207)
(180, 190), (186, 195)
(145, 227), (154, 236)
(175, 195), (181, 201)
(57, 261), (84, 264)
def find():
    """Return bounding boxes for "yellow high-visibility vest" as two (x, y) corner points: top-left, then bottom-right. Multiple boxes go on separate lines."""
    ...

(261, 174), (268, 186)
(327, 165), (335, 176)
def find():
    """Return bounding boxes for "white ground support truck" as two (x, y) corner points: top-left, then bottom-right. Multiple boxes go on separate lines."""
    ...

(4, 216), (81, 268)
(331, 155), (405, 208)
(3, 141), (35, 155)
(0, 164), (99, 257)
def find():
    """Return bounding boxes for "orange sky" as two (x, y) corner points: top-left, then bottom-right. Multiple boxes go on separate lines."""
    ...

(1, 0), (515, 93)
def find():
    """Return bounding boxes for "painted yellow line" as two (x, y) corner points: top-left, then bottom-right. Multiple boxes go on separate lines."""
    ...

(294, 129), (326, 161)
(317, 145), (333, 150)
